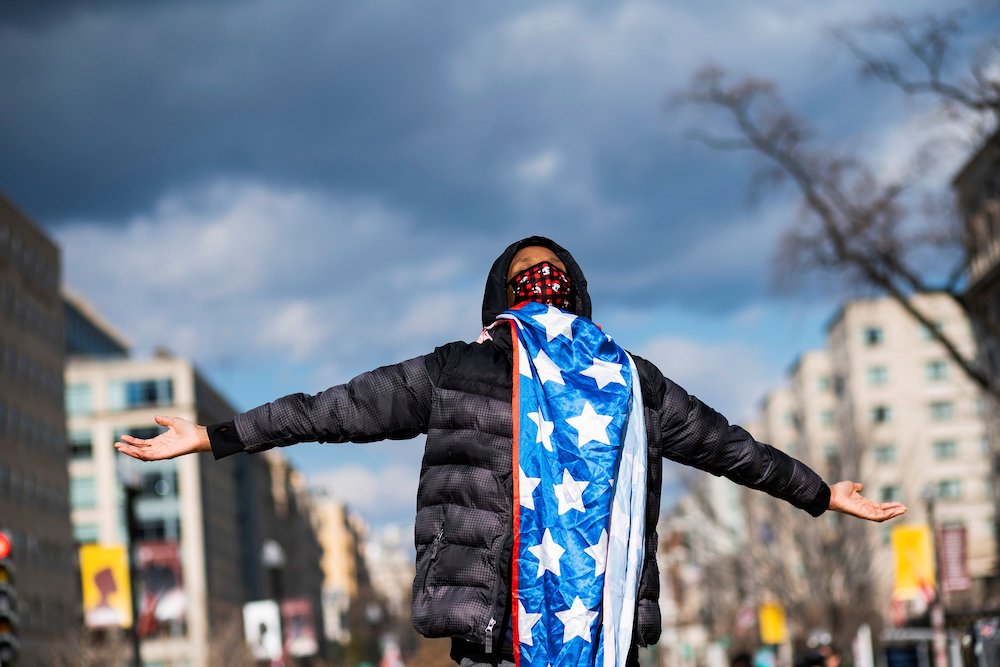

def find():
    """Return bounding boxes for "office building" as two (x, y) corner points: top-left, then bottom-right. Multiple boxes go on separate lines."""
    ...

(0, 194), (76, 664)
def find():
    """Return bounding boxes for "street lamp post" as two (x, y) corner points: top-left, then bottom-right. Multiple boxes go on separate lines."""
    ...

(922, 486), (948, 667)
(120, 459), (144, 667)
(261, 540), (286, 666)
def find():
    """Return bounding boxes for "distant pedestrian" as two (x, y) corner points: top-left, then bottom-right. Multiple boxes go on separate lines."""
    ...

(117, 236), (907, 666)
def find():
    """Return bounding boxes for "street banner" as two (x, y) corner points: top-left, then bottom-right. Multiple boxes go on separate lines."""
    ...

(938, 526), (972, 593)
(758, 602), (787, 645)
(244, 600), (282, 661)
(136, 541), (186, 637)
(80, 544), (132, 628)
(281, 597), (319, 657)
(891, 525), (935, 601)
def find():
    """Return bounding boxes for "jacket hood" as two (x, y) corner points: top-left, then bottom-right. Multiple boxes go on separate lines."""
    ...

(481, 235), (592, 326)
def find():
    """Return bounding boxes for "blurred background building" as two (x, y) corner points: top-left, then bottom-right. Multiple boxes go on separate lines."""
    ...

(66, 325), (247, 665)
(63, 293), (335, 666)
(0, 194), (76, 664)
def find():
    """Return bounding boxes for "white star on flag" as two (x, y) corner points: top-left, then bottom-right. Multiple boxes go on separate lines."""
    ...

(580, 357), (626, 389)
(517, 601), (542, 646)
(553, 468), (589, 515)
(554, 596), (598, 644)
(532, 306), (576, 342)
(532, 349), (565, 385)
(527, 528), (565, 578)
(519, 467), (541, 510)
(584, 529), (609, 576)
(565, 401), (612, 447)
(527, 412), (554, 452)
(518, 343), (532, 378)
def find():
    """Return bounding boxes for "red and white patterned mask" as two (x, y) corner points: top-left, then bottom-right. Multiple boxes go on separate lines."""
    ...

(507, 261), (575, 312)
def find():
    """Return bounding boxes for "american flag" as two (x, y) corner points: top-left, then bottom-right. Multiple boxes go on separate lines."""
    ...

(499, 302), (647, 667)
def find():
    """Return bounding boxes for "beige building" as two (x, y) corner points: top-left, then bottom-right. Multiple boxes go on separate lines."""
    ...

(827, 294), (994, 582)
(67, 351), (247, 666)
(0, 194), (76, 664)
(364, 524), (415, 622)
(312, 492), (366, 644)
(753, 294), (995, 628)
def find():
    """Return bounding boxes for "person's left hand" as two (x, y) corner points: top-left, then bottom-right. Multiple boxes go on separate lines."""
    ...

(828, 481), (908, 522)
(114, 416), (210, 461)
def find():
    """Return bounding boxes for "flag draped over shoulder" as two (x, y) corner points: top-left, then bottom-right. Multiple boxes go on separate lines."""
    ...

(498, 302), (647, 667)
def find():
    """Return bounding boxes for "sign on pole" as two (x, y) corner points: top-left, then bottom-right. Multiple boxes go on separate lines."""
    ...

(938, 525), (972, 593)
(281, 597), (319, 657)
(758, 602), (787, 645)
(80, 545), (133, 628)
(243, 600), (282, 661)
(891, 525), (935, 601)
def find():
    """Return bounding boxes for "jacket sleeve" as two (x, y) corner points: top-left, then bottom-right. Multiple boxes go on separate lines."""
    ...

(212, 355), (433, 457)
(639, 357), (830, 516)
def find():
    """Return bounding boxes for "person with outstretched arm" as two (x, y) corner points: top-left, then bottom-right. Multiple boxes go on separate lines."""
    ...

(116, 236), (907, 667)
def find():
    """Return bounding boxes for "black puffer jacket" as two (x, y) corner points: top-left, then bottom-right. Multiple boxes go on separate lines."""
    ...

(210, 236), (830, 655)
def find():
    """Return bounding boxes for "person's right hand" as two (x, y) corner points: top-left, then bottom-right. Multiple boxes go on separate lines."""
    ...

(114, 416), (211, 461)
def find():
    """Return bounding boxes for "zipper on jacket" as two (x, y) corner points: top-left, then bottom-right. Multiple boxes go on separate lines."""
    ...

(484, 617), (497, 654)
(429, 528), (444, 560)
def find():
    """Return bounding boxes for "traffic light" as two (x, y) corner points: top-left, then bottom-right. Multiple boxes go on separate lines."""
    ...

(0, 530), (18, 664)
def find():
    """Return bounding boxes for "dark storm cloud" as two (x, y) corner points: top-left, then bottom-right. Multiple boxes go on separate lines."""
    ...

(1, 0), (954, 319)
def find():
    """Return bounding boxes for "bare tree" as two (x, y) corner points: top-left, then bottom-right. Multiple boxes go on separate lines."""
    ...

(675, 8), (1000, 399)
(678, 425), (883, 656)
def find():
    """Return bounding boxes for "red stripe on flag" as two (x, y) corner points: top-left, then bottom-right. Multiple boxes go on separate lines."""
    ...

(510, 320), (522, 665)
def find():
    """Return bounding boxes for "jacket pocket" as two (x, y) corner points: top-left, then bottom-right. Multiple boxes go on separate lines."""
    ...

(415, 527), (445, 595)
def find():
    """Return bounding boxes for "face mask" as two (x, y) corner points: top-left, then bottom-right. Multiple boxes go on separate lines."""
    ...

(507, 261), (575, 311)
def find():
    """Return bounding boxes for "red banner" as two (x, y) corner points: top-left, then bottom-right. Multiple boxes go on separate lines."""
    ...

(938, 526), (972, 593)
(136, 541), (186, 637)
(281, 597), (319, 657)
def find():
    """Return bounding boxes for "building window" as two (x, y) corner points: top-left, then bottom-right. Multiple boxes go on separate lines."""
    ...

(68, 430), (93, 460)
(141, 467), (178, 498)
(932, 440), (958, 460)
(70, 477), (97, 509)
(867, 366), (889, 386)
(873, 445), (897, 464)
(108, 379), (174, 411)
(112, 426), (165, 444)
(937, 479), (961, 500)
(925, 360), (948, 381)
(880, 485), (902, 502)
(870, 405), (892, 424)
(73, 523), (98, 545)
(820, 410), (835, 426)
(929, 401), (954, 421)
(817, 376), (831, 392)
(65, 384), (93, 417)
(921, 321), (944, 341)
(863, 326), (884, 347)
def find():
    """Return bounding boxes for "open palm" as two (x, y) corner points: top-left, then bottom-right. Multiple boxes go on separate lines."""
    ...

(829, 481), (908, 522)
(114, 416), (209, 461)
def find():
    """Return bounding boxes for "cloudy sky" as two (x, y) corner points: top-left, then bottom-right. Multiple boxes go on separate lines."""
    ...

(1, 0), (990, 527)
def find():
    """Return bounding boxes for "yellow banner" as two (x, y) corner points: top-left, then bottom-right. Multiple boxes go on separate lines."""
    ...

(80, 544), (133, 628)
(891, 525), (935, 601)
(759, 602), (787, 645)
